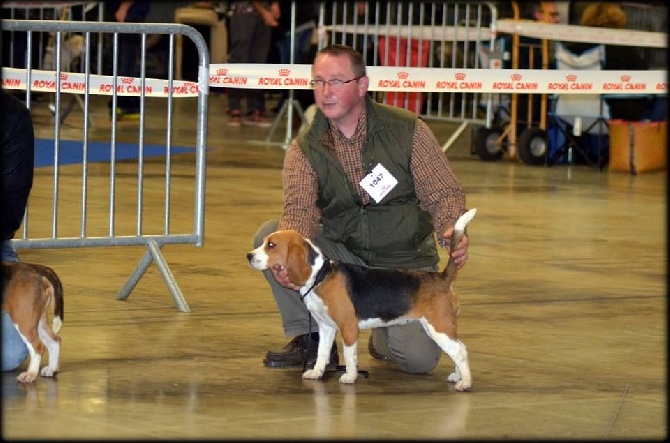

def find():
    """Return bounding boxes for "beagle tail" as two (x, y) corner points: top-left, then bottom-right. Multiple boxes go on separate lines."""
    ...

(444, 208), (477, 279)
(34, 264), (64, 334)
(50, 273), (64, 334)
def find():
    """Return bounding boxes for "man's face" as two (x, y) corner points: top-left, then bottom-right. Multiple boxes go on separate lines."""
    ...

(311, 54), (367, 122)
(536, 2), (560, 24)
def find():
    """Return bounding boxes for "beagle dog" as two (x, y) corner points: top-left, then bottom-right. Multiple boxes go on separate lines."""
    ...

(1, 261), (64, 383)
(248, 208), (476, 391)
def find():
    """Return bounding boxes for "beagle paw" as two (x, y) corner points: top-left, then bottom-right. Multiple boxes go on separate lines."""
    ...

(454, 380), (472, 392)
(302, 368), (324, 380)
(40, 366), (58, 378)
(17, 371), (38, 383)
(338, 372), (358, 384)
(447, 372), (461, 383)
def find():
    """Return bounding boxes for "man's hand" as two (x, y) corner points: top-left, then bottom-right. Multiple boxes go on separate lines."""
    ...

(271, 264), (301, 290)
(442, 228), (469, 269)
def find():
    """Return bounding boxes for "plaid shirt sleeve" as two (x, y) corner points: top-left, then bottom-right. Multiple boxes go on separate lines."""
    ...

(277, 139), (321, 239)
(411, 119), (467, 244)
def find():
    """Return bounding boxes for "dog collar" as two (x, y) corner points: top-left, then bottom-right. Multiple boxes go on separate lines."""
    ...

(301, 259), (333, 300)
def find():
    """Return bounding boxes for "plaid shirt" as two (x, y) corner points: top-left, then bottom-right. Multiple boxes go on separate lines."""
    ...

(279, 107), (466, 246)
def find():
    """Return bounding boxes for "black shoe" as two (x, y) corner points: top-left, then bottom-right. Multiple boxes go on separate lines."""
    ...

(368, 334), (389, 362)
(264, 333), (339, 368)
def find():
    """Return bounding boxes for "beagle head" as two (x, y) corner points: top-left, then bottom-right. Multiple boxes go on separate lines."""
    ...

(247, 230), (321, 287)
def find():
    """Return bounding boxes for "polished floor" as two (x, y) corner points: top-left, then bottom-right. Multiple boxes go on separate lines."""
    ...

(2, 92), (667, 440)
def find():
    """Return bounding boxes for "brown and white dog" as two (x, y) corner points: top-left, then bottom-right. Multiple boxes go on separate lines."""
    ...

(247, 208), (476, 391)
(1, 261), (64, 383)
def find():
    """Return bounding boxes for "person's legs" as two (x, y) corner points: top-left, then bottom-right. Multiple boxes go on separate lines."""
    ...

(273, 29), (313, 113)
(369, 322), (442, 374)
(245, 18), (272, 120)
(113, 15), (145, 115)
(1, 310), (28, 372)
(227, 12), (257, 120)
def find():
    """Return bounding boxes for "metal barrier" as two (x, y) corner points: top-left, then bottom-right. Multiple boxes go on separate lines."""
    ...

(316, 1), (498, 149)
(2, 19), (210, 313)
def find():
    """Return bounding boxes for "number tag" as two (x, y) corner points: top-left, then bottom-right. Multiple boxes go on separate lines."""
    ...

(360, 163), (398, 203)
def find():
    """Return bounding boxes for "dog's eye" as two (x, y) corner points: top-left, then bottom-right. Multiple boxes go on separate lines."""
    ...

(268, 241), (276, 249)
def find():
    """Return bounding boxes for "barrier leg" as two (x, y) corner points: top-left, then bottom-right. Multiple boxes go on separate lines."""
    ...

(117, 248), (154, 301)
(148, 239), (190, 313)
(281, 99), (305, 147)
(117, 241), (191, 312)
(247, 89), (305, 150)
(263, 99), (291, 144)
(442, 121), (469, 152)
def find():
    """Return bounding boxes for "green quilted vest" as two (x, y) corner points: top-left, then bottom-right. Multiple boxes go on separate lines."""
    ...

(296, 96), (438, 268)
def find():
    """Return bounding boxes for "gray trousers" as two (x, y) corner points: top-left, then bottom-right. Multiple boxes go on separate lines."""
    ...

(227, 11), (272, 113)
(253, 220), (442, 374)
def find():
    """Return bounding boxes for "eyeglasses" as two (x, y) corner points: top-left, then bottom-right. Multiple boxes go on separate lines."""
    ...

(309, 76), (364, 89)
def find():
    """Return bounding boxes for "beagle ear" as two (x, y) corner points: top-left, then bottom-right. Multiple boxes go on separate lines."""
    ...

(286, 238), (314, 286)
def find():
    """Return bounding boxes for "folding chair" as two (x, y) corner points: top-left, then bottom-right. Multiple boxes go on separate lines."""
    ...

(546, 42), (610, 169)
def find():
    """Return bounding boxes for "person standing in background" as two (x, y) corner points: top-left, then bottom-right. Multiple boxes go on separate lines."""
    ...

(107, 0), (151, 120)
(226, 1), (279, 127)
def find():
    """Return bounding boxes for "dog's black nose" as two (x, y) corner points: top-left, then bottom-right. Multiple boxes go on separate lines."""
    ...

(246, 253), (253, 261)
